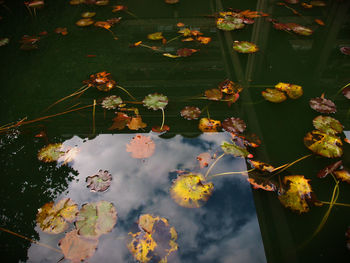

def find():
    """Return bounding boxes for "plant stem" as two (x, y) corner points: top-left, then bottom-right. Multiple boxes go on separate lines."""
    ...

(166, 35), (181, 44)
(0, 227), (61, 254)
(333, 82), (350, 97)
(204, 153), (225, 178)
(125, 10), (138, 18)
(320, 201), (350, 207)
(116, 85), (137, 101)
(206, 107), (210, 119)
(208, 168), (255, 179)
(92, 99), (96, 135)
(272, 154), (312, 175)
(160, 108), (165, 130)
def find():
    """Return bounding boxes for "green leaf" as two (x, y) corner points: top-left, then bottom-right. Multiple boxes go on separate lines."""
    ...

(101, 95), (122, 110)
(304, 130), (343, 158)
(232, 41), (258, 53)
(38, 143), (65, 163)
(313, 115), (343, 135)
(220, 141), (251, 158)
(216, 15), (245, 31)
(142, 93), (168, 110)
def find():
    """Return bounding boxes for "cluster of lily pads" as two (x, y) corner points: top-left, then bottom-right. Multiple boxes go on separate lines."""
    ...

(261, 82), (304, 103)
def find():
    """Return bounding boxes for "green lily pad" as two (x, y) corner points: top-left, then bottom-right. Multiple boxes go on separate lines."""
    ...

(304, 130), (343, 158)
(222, 117), (246, 134)
(75, 201), (117, 238)
(38, 143), (65, 162)
(101, 95), (122, 110)
(312, 115), (343, 135)
(143, 93), (168, 110)
(233, 41), (259, 53)
(36, 198), (78, 234)
(86, 170), (112, 192)
(221, 141), (251, 158)
(216, 15), (245, 31)
(262, 88), (287, 103)
(309, 96), (336, 113)
(180, 106), (201, 120)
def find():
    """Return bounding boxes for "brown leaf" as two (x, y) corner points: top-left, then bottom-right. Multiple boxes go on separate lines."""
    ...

(127, 115), (147, 130)
(108, 112), (131, 130)
(205, 88), (223, 100)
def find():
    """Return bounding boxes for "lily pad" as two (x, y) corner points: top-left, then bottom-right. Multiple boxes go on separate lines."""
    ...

(205, 88), (222, 100)
(37, 198), (78, 234)
(108, 112), (131, 130)
(127, 115), (147, 130)
(233, 41), (259, 53)
(81, 12), (96, 18)
(221, 141), (251, 158)
(247, 170), (277, 191)
(143, 93), (168, 110)
(147, 32), (163, 40)
(262, 88), (287, 103)
(75, 201), (117, 238)
(287, 23), (313, 36)
(216, 15), (245, 31)
(309, 96), (336, 113)
(278, 175), (313, 213)
(218, 79), (242, 95)
(198, 118), (221, 132)
(170, 173), (213, 208)
(38, 143), (64, 162)
(177, 48), (197, 57)
(152, 125), (170, 133)
(86, 170), (112, 192)
(180, 106), (201, 120)
(127, 214), (178, 262)
(76, 18), (94, 27)
(334, 167), (350, 184)
(126, 134), (155, 159)
(59, 230), (98, 263)
(312, 115), (343, 135)
(101, 95), (123, 110)
(248, 160), (275, 172)
(304, 130), (343, 158)
(275, 82), (303, 99)
(85, 71), (116, 92)
(222, 117), (247, 134)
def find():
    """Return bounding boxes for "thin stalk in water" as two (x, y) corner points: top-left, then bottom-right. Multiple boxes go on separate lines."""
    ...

(116, 85), (137, 101)
(205, 153), (225, 178)
(208, 168), (255, 180)
(320, 201), (350, 207)
(166, 35), (182, 44)
(160, 108), (165, 131)
(92, 99), (96, 135)
(272, 154), (312, 175)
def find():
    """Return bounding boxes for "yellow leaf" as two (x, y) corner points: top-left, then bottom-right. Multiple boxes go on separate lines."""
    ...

(163, 53), (180, 58)
(147, 32), (164, 40)
(198, 118), (221, 132)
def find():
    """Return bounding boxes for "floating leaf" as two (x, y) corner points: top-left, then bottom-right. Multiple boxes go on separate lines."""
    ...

(317, 160), (342, 178)
(286, 23), (313, 36)
(76, 18), (94, 27)
(222, 117), (247, 134)
(86, 170), (112, 192)
(112, 5), (127, 12)
(109, 112), (131, 130)
(38, 143), (64, 162)
(165, 0), (179, 3)
(205, 88), (222, 100)
(147, 32), (164, 40)
(127, 115), (147, 130)
(54, 27), (68, 35)
(198, 118), (221, 132)
(218, 79), (242, 95)
(221, 141), (251, 158)
(177, 48), (198, 57)
(170, 173), (213, 208)
(84, 71), (116, 92)
(59, 230), (98, 263)
(143, 93), (168, 110)
(75, 201), (117, 238)
(37, 198), (78, 234)
(248, 160), (275, 172)
(346, 227), (350, 251)
(262, 88), (287, 103)
(232, 133), (261, 148)
(152, 125), (170, 133)
(304, 130), (343, 158)
(126, 134), (155, 159)
(278, 175), (312, 213)
(180, 106), (201, 120)
(342, 86), (350, 99)
(81, 11), (96, 18)
(127, 214), (178, 263)
(315, 19), (325, 26)
(216, 15), (245, 31)
(340, 46), (350, 55)
(58, 147), (80, 165)
(197, 152), (212, 168)
(101, 95), (123, 110)
(0, 37), (9, 47)
(197, 36), (211, 44)
(95, 21), (111, 29)
(312, 115), (343, 135)
(233, 41), (258, 53)
(310, 0), (326, 6)
(309, 96), (336, 113)
(95, 0), (109, 6)
(275, 82), (303, 99)
(334, 167), (350, 184)
(224, 93), (240, 106)
(247, 170), (277, 191)
(163, 53), (180, 58)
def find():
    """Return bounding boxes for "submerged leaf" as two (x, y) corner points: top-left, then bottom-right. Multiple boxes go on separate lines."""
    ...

(221, 141), (251, 158)
(75, 201), (117, 238)
(38, 143), (64, 162)
(163, 53), (180, 58)
(278, 175), (312, 213)
(37, 198), (78, 234)
(101, 95), (122, 110)
(262, 88), (287, 103)
(126, 134), (155, 159)
(170, 173), (213, 208)
(309, 96), (337, 113)
(304, 130), (343, 158)
(86, 170), (112, 192)
(59, 230), (98, 263)
(205, 88), (222, 100)
(177, 48), (197, 57)
(180, 106), (201, 120)
(143, 93), (168, 110)
(232, 41), (259, 53)
(312, 115), (343, 135)
(198, 118), (221, 132)
(222, 117), (247, 134)
(247, 170), (277, 191)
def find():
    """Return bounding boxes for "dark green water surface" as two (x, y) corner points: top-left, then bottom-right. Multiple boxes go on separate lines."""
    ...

(0, 0), (349, 262)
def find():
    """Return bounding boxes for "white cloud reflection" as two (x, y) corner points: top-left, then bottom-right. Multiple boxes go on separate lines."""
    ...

(27, 133), (266, 263)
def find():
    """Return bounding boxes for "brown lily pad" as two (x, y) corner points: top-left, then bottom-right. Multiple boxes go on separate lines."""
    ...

(222, 117), (247, 134)
(309, 96), (336, 113)
(86, 170), (112, 192)
(180, 106), (201, 120)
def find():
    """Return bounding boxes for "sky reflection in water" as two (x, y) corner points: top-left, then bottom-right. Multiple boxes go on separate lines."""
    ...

(27, 133), (266, 263)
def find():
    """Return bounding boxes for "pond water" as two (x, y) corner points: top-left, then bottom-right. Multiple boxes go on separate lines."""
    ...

(0, 0), (349, 262)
